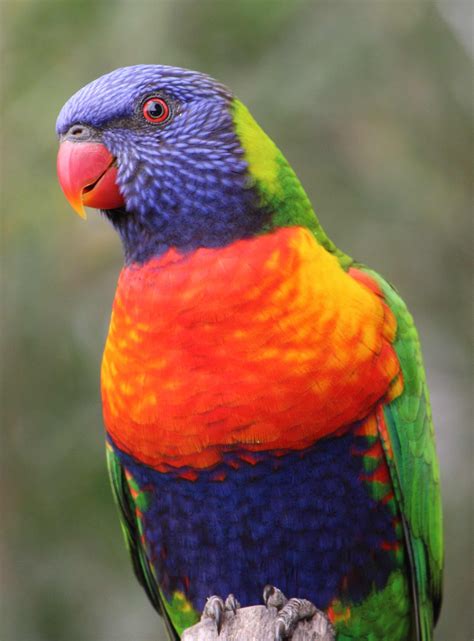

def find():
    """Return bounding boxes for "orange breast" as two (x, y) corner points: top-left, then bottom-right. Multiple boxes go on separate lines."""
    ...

(101, 226), (401, 471)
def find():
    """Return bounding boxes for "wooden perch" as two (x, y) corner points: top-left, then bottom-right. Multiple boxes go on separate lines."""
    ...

(182, 604), (335, 641)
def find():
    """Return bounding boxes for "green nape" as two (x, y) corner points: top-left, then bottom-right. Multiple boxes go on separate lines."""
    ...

(232, 99), (352, 269)
(333, 570), (412, 641)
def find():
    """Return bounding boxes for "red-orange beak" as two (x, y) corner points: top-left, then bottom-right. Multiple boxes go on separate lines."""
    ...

(57, 141), (125, 219)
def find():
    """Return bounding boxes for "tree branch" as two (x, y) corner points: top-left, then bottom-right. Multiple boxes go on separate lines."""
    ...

(182, 604), (335, 640)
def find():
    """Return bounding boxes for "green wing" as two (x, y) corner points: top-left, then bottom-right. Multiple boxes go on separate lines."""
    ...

(363, 269), (443, 641)
(106, 444), (179, 641)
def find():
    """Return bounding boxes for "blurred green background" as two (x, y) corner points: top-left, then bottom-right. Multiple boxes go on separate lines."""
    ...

(2, 1), (472, 640)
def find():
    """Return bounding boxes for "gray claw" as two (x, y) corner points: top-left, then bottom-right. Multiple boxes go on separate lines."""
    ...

(275, 597), (317, 639)
(202, 595), (225, 634)
(201, 593), (240, 635)
(274, 618), (287, 641)
(224, 593), (240, 614)
(263, 584), (288, 610)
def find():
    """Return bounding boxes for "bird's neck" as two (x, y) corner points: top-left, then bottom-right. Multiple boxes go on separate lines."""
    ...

(107, 100), (351, 268)
(105, 173), (273, 264)
(232, 99), (352, 269)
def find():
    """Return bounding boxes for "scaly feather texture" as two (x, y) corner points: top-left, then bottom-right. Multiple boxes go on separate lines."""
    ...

(56, 65), (443, 641)
(101, 227), (400, 471)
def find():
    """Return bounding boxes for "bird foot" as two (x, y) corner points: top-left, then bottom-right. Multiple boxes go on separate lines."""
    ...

(263, 585), (318, 641)
(201, 593), (240, 634)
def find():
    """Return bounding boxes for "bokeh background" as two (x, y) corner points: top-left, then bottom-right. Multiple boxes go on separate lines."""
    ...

(2, 1), (472, 640)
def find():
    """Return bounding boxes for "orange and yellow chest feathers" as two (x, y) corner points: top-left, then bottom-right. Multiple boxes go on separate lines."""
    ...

(101, 226), (401, 472)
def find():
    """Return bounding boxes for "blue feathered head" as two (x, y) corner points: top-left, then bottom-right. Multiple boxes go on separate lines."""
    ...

(56, 65), (275, 262)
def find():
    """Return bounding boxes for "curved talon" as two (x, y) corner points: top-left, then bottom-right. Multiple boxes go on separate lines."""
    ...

(224, 593), (240, 613)
(263, 584), (288, 610)
(275, 597), (318, 639)
(274, 618), (288, 641)
(201, 593), (240, 635)
(202, 595), (225, 634)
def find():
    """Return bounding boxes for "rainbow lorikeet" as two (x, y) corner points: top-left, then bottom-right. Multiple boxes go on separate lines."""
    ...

(56, 65), (443, 641)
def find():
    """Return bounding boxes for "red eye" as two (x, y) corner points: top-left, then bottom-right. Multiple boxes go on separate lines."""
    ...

(142, 97), (170, 124)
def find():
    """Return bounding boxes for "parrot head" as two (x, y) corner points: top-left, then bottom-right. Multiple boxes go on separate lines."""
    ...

(56, 64), (292, 263)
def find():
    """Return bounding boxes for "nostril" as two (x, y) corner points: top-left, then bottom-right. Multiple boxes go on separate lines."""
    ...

(65, 124), (94, 141)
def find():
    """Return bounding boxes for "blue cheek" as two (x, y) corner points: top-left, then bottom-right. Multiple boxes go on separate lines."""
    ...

(105, 147), (270, 263)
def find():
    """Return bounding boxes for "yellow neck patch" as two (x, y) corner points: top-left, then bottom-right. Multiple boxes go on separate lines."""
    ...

(232, 99), (282, 195)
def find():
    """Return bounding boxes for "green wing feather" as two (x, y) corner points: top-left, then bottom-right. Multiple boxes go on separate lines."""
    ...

(106, 445), (179, 641)
(362, 269), (443, 641)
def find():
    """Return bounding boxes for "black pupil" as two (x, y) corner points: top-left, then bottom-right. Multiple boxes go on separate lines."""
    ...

(147, 100), (165, 119)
